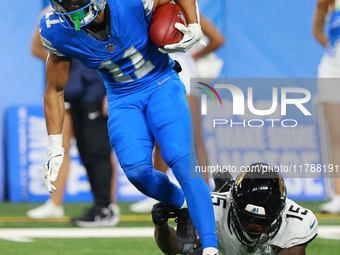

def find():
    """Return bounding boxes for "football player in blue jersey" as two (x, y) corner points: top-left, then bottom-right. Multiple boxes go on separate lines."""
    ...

(40, 0), (218, 254)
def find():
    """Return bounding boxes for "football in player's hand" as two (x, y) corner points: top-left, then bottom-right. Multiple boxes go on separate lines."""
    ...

(148, 3), (187, 48)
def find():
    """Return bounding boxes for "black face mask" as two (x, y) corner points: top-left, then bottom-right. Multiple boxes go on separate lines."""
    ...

(230, 205), (282, 248)
(56, 0), (91, 13)
(240, 212), (273, 227)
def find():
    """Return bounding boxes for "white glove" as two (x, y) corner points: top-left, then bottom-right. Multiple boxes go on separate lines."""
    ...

(159, 23), (203, 54)
(42, 135), (65, 194)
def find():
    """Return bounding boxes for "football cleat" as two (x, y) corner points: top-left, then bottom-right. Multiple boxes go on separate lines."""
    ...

(70, 203), (120, 227)
(151, 202), (178, 228)
(175, 208), (197, 254)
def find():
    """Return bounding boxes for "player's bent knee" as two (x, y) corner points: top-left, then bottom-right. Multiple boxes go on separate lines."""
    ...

(125, 164), (152, 186)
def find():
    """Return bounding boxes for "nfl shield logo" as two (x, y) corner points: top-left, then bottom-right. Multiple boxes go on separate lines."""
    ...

(106, 43), (115, 52)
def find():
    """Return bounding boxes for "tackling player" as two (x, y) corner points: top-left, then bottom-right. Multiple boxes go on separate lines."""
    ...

(152, 163), (318, 255)
(39, 0), (218, 254)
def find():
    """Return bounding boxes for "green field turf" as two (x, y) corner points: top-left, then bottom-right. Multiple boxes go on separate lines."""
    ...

(0, 237), (339, 255)
(306, 238), (340, 255)
(0, 202), (152, 228)
(0, 202), (339, 254)
(0, 238), (340, 255)
(0, 237), (162, 255)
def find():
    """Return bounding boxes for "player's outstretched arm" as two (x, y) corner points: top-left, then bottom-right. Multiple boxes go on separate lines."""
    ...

(45, 53), (71, 136)
(154, 223), (180, 255)
(42, 53), (71, 193)
(278, 244), (307, 255)
(152, 201), (180, 254)
(155, 223), (203, 255)
(153, 202), (203, 254)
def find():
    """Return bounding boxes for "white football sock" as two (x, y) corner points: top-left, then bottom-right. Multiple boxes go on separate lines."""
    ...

(203, 247), (219, 255)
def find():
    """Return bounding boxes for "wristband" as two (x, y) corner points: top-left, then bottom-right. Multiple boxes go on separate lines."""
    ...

(48, 134), (63, 147)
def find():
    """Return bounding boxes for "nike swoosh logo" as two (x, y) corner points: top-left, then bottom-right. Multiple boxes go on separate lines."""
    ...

(158, 77), (171, 85)
(88, 111), (101, 120)
(310, 219), (316, 229)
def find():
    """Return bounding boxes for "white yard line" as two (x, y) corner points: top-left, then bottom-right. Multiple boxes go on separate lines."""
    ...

(0, 227), (154, 242)
(1, 226), (340, 243)
(318, 226), (340, 240)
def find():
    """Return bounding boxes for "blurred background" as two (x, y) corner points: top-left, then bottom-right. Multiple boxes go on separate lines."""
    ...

(0, 0), (324, 204)
(0, 0), (339, 254)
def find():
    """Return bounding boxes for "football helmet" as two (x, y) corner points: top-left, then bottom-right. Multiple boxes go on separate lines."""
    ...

(49, 0), (106, 31)
(230, 163), (286, 248)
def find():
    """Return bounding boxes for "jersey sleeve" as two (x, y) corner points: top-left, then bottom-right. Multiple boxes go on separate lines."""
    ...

(39, 12), (71, 60)
(271, 200), (318, 249)
(40, 33), (67, 58)
(142, 0), (154, 17)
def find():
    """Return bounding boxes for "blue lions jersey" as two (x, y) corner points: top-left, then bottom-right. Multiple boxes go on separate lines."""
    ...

(40, 0), (174, 94)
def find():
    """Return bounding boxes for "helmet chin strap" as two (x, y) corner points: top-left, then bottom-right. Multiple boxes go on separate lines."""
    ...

(70, 10), (86, 31)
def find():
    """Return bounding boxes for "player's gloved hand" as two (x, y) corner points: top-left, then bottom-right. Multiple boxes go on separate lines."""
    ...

(42, 135), (65, 194)
(152, 202), (179, 228)
(159, 23), (203, 54)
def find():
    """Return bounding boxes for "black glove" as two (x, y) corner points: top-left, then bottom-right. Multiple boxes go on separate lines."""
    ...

(152, 202), (179, 228)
